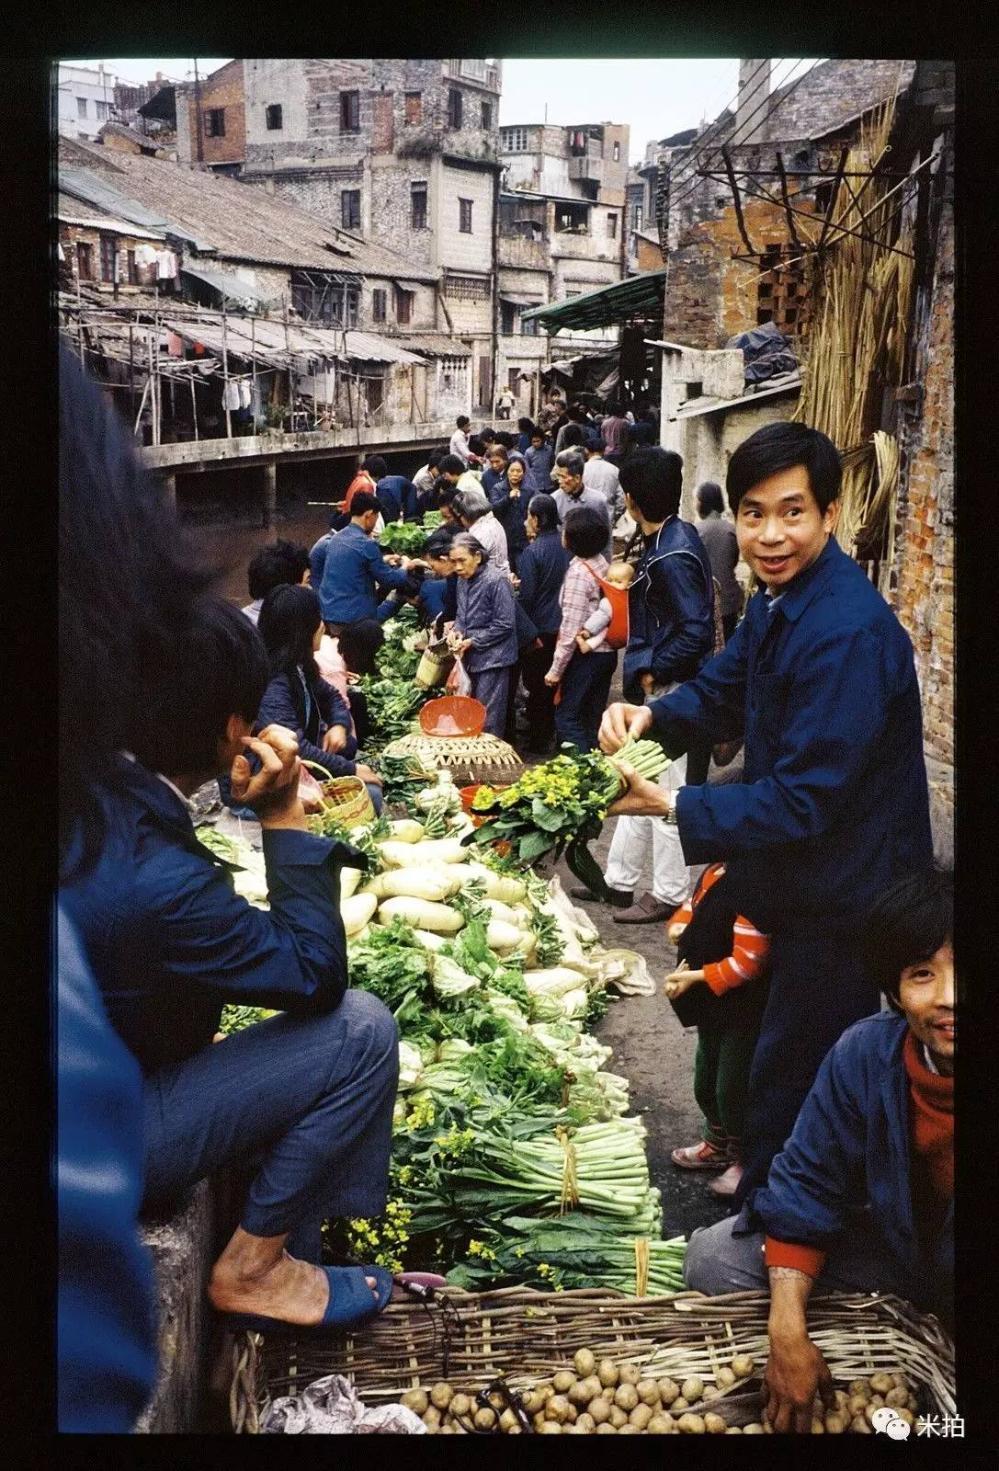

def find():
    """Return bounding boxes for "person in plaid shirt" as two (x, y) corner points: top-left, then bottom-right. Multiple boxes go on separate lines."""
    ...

(545, 505), (616, 752)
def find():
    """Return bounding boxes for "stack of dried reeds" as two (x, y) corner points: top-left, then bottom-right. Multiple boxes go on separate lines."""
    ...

(793, 88), (914, 589)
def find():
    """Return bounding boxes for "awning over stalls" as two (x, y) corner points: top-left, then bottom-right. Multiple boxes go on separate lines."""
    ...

(342, 331), (422, 365)
(391, 333), (473, 358)
(158, 315), (422, 369)
(181, 265), (266, 310)
(392, 279), (425, 293)
(522, 269), (667, 334)
(500, 292), (545, 307)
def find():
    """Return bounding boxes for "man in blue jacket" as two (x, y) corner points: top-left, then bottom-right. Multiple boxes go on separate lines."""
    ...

(318, 491), (423, 632)
(602, 422), (933, 1204)
(365, 455), (421, 523)
(584, 447), (715, 925)
(683, 871), (953, 1433)
(61, 597), (402, 1334)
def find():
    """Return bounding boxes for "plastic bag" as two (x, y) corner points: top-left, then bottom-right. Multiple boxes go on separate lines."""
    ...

(447, 654), (473, 697)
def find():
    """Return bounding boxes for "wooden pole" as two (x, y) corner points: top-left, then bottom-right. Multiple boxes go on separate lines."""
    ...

(222, 304), (232, 437)
(128, 322), (135, 415)
(251, 314), (257, 434)
(283, 296), (292, 426)
(190, 372), (199, 440)
(721, 146), (755, 257)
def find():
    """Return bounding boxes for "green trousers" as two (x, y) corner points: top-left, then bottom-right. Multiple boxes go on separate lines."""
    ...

(693, 1023), (760, 1153)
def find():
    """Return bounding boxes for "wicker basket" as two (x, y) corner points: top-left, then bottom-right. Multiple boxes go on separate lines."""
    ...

(414, 641), (455, 690)
(319, 777), (375, 829)
(380, 732), (524, 789)
(228, 1287), (955, 1433)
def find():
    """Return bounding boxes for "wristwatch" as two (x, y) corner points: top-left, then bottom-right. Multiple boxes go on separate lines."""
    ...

(660, 790), (678, 825)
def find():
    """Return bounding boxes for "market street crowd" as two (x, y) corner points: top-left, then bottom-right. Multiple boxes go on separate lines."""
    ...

(58, 353), (952, 1436)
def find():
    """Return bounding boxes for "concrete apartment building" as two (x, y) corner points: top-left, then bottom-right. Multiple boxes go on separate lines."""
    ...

(497, 120), (630, 416)
(56, 63), (118, 141)
(229, 58), (503, 411)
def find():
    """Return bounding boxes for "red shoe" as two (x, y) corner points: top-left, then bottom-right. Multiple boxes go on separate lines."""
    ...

(670, 1139), (732, 1171)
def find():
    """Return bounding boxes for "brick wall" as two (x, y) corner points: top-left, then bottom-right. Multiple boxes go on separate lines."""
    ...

(893, 169), (954, 791)
(181, 60), (245, 167)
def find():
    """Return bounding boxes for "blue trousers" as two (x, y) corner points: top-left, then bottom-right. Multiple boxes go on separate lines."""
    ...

(733, 931), (880, 1209)
(555, 650), (616, 753)
(141, 991), (399, 1260)
(469, 663), (517, 739)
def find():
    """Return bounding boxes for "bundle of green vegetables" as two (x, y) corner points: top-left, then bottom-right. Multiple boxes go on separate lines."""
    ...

(378, 521), (428, 557)
(469, 739), (671, 896)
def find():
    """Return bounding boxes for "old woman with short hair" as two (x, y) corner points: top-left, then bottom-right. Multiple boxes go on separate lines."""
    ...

(448, 533), (519, 738)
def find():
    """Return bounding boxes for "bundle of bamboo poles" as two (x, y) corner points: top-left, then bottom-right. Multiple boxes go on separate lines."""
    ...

(793, 88), (914, 585)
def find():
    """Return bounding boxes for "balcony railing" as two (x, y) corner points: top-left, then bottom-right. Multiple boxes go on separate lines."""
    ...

(568, 155), (604, 183)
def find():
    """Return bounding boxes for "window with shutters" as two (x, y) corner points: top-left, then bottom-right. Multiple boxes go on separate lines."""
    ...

(76, 97), (88, 118)
(95, 100), (110, 120)
(395, 288), (413, 325)
(372, 288), (387, 322)
(340, 90), (360, 133)
(404, 91), (422, 126)
(341, 189), (361, 230)
(447, 88), (463, 129)
(481, 101), (492, 130)
(500, 300), (516, 335)
(76, 241), (94, 280)
(521, 313), (538, 337)
(606, 213), (618, 239)
(411, 184), (428, 230)
(266, 104), (283, 131)
(99, 235), (116, 282)
(459, 198), (473, 233)
(205, 108), (225, 137)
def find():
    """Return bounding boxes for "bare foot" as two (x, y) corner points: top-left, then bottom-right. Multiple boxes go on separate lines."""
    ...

(209, 1234), (380, 1326)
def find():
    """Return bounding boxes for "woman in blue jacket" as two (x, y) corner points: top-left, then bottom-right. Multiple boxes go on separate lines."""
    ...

(257, 584), (383, 807)
(516, 494), (569, 752)
(449, 533), (519, 737)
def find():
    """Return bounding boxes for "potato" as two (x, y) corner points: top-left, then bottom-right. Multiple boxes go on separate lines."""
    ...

(401, 1388), (428, 1414)
(546, 1396), (571, 1424)
(629, 1404), (654, 1431)
(595, 1422), (617, 1434)
(811, 1417), (825, 1434)
(848, 1394), (869, 1417)
(474, 1407), (496, 1431)
(657, 1377), (680, 1405)
(607, 1405), (627, 1429)
(891, 1373), (910, 1391)
(438, 1425), (454, 1435)
(864, 1402), (883, 1424)
(868, 1372), (893, 1396)
(885, 1387), (909, 1408)
(422, 1406), (441, 1428)
(521, 1390), (544, 1415)
(677, 1412), (706, 1434)
(704, 1412), (728, 1434)
(597, 1359), (619, 1388)
(567, 1381), (591, 1407)
(619, 1363), (641, 1386)
(671, 1397), (690, 1413)
(618, 1424), (639, 1435)
(498, 1408), (519, 1432)
(646, 1413), (673, 1435)
(870, 1394), (886, 1409)
(505, 1426), (521, 1435)
(576, 1412), (596, 1433)
(847, 1379), (869, 1397)
(825, 1412), (847, 1433)
(833, 1389), (850, 1410)
(850, 1415), (872, 1434)
(450, 1392), (473, 1418)
(537, 1421), (562, 1435)
(532, 1412), (546, 1431)
(537, 1383), (555, 1402)
(553, 1370), (576, 1394)
(896, 1408), (915, 1427)
(430, 1382), (454, 1410)
(573, 1348), (596, 1378)
(564, 1424), (585, 1435)
(725, 1426), (744, 1433)
(487, 1389), (507, 1412)
(681, 1376), (704, 1404)
(614, 1383), (639, 1411)
(743, 1422), (765, 1434)
(762, 1419), (774, 1433)
(588, 1396), (611, 1425)
(636, 1378), (660, 1406)
(716, 1365), (736, 1388)
(730, 1354), (756, 1379)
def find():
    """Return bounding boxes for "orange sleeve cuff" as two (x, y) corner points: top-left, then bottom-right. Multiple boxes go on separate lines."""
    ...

(704, 962), (738, 995)
(764, 1238), (828, 1278)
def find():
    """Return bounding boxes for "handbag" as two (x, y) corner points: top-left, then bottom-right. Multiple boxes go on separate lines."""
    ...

(667, 868), (769, 1030)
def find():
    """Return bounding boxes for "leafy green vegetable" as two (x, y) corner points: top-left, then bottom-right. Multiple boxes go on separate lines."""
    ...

(218, 1004), (278, 1035)
(378, 522), (428, 556)
(194, 825), (247, 866)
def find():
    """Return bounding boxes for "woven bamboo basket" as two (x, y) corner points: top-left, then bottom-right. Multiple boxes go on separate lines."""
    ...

(414, 641), (456, 690)
(228, 1287), (955, 1433)
(318, 777), (375, 828)
(380, 731), (524, 788)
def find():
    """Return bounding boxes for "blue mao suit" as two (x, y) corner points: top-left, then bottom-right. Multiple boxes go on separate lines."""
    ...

(646, 536), (933, 1203)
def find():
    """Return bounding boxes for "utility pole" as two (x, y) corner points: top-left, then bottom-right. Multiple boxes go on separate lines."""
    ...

(193, 58), (203, 164)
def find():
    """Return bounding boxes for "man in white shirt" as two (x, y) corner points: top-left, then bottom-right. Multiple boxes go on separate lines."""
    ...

(449, 415), (472, 465)
(583, 440), (625, 522)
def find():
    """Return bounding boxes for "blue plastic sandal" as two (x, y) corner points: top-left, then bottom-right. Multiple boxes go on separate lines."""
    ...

(224, 1263), (393, 1336)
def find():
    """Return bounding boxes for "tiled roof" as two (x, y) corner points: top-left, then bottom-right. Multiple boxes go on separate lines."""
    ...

(98, 120), (158, 150)
(56, 139), (439, 283)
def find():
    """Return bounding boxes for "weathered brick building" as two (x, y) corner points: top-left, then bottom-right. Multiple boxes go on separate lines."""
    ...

(235, 59), (502, 411)
(175, 60), (247, 175)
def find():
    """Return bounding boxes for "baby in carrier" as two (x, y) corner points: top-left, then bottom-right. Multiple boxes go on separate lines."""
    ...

(575, 560), (635, 653)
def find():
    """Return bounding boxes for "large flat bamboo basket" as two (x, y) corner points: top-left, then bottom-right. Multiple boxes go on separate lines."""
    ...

(229, 1287), (955, 1432)
(381, 731), (524, 788)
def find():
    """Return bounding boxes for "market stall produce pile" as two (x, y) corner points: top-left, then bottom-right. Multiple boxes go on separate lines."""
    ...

(202, 602), (686, 1296)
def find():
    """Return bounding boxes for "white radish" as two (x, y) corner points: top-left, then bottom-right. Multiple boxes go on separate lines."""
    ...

(463, 861), (527, 904)
(378, 838), (469, 869)
(340, 892), (378, 937)
(339, 867), (364, 899)
(479, 896), (522, 926)
(388, 819), (425, 843)
(376, 897), (466, 933)
(486, 918), (523, 952)
(410, 928), (449, 952)
(378, 868), (463, 903)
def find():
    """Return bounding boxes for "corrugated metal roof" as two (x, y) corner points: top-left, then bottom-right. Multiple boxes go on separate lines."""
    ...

(522, 270), (667, 333)
(343, 331), (422, 364)
(181, 265), (266, 308)
(390, 333), (473, 358)
(59, 168), (208, 247)
(158, 314), (422, 368)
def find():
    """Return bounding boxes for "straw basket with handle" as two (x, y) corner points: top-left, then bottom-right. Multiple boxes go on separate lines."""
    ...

(228, 1287), (955, 1433)
(414, 639), (456, 690)
(314, 774), (375, 829)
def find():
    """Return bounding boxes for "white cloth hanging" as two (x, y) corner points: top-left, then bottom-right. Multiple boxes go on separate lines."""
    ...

(134, 244), (157, 268)
(222, 379), (241, 411)
(239, 380), (252, 409)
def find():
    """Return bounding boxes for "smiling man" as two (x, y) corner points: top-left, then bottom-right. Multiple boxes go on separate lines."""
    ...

(683, 871), (954, 1432)
(600, 421), (933, 1207)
